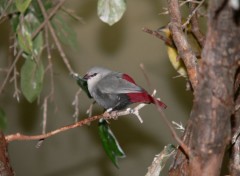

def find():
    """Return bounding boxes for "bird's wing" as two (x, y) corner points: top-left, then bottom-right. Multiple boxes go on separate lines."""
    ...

(97, 73), (143, 94)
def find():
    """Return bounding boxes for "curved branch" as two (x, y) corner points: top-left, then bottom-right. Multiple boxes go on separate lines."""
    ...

(5, 102), (148, 143)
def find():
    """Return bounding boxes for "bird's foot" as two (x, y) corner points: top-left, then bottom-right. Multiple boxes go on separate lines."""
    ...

(127, 108), (143, 123)
(103, 108), (119, 120)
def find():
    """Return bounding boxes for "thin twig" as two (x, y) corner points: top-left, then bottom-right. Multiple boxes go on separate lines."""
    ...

(37, 0), (74, 74)
(182, 0), (205, 28)
(42, 97), (48, 134)
(0, 0), (13, 23)
(72, 89), (82, 122)
(189, 0), (206, 48)
(142, 27), (174, 47)
(60, 7), (84, 22)
(167, 0), (199, 90)
(139, 63), (190, 157)
(11, 66), (21, 102)
(155, 105), (190, 157)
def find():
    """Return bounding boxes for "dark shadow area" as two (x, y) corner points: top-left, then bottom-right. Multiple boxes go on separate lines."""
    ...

(76, 0), (96, 21)
(18, 99), (39, 131)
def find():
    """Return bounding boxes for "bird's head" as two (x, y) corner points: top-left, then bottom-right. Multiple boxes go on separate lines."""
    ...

(83, 67), (112, 88)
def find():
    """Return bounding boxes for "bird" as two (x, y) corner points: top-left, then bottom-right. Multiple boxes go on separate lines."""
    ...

(158, 26), (188, 78)
(82, 67), (167, 111)
(158, 25), (201, 78)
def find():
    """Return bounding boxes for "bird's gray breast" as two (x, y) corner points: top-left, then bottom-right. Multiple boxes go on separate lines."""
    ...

(91, 87), (131, 110)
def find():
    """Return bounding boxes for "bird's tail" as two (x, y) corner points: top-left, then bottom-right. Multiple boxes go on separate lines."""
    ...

(149, 95), (167, 109)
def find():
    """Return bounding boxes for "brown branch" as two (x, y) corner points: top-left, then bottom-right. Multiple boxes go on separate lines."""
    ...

(142, 27), (174, 47)
(167, 0), (199, 90)
(189, 1), (206, 48)
(139, 64), (190, 157)
(0, 0), (13, 23)
(156, 104), (191, 157)
(5, 114), (102, 143)
(0, 0), (66, 94)
(37, 0), (74, 74)
(5, 102), (150, 143)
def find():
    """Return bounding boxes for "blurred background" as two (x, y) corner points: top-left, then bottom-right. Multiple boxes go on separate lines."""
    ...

(0, 0), (193, 175)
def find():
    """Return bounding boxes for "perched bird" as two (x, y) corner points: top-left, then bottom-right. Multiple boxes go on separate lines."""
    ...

(158, 26), (188, 77)
(158, 25), (201, 78)
(83, 67), (167, 111)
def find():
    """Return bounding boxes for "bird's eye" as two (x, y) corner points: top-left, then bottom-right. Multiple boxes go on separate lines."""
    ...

(91, 73), (97, 77)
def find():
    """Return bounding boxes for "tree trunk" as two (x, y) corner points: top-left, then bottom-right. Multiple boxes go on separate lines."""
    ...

(0, 132), (14, 176)
(169, 0), (240, 175)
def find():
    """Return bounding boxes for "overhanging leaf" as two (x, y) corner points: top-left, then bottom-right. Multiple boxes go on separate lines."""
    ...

(0, 108), (7, 130)
(17, 12), (43, 57)
(97, 0), (126, 26)
(98, 119), (126, 168)
(51, 13), (79, 50)
(20, 58), (44, 103)
(15, 0), (32, 13)
(17, 19), (33, 54)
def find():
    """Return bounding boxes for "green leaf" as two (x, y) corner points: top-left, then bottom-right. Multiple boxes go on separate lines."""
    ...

(17, 12), (43, 57)
(31, 0), (53, 22)
(15, 0), (32, 13)
(72, 73), (92, 98)
(0, 108), (7, 130)
(51, 13), (79, 50)
(10, 14), (20, 33)
(98, 119), (126, 168)
(17, 19), (33, 54)
(97, 0), (126, 26)
(20, 58), (44, 103)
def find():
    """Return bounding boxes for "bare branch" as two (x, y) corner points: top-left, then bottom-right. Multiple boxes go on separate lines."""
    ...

(188, 1), (206, 48)
(142, 27), (174, 47)
(37, 0), (74, 74)
(72, 89), (82, 122)
(5, 103), (149, 143)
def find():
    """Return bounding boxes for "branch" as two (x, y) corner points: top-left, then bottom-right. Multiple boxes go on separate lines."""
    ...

(167, 0), (199, 90)
(5, 103), (148, 143)
(189, 1), (206, 48)
(37, 0), (74, 73)
(142, 27), (174, 47)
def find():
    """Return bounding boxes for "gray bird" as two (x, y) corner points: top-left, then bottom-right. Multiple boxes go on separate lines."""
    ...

(83, 67), (167, 111)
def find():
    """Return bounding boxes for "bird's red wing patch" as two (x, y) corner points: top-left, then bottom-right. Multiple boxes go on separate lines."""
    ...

(127, 92), (151, 104)
(128, 92), (167, 109)
(122, 74), (136, 84)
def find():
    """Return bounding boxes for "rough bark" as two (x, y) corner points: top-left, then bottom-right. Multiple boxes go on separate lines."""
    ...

(229, 68), (240, 175)
(169, 0), (240, 175)
(0, 132), (14, 176)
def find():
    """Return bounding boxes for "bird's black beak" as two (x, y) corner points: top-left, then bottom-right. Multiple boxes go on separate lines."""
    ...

(83, 74), (90, 80)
